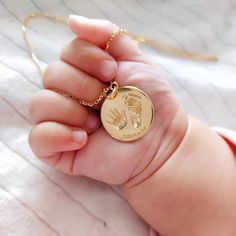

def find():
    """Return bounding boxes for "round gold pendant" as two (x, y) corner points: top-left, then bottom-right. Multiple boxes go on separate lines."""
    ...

(101, 86), (154, 141)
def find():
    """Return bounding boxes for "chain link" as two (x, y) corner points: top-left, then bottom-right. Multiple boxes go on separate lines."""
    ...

(52, 86), (110, 107)
(105, 29), (128, 53)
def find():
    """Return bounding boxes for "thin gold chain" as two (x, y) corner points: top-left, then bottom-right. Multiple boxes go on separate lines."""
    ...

(22, 12), (113, 107)
(130, 34), (218, 62)
(22, 12), (67, 78)
(105, 29), (128, 53)
(22, 12), (218, 106)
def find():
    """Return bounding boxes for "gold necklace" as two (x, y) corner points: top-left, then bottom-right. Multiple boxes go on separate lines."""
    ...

(22, 12), (217, 142)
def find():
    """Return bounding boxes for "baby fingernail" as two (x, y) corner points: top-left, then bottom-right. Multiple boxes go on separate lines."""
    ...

(85, 114), (100, 130)
(99, 60), (117, 79)
(72, 129), (87, 143)
(69, 15), (89, 23)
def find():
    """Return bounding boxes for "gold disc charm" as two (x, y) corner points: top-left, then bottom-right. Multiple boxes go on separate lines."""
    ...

(101, 86), (154, 141)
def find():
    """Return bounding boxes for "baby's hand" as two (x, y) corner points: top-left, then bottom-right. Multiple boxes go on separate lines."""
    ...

(28, 16), (236, 235)
(28, 16), (187, 185)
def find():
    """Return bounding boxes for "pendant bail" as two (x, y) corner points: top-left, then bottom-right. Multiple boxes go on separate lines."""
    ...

(107, 81), (119, 99)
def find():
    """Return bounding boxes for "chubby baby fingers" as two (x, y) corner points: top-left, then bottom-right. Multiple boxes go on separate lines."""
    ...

(29, 89), (101, 133)
(29, 121), (87, 167)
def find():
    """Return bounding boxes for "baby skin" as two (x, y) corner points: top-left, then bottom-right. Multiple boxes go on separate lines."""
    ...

(28, 15), (236, 236)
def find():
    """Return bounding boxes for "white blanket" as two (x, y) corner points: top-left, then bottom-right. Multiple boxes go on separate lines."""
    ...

(0, 0), (236, 235)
